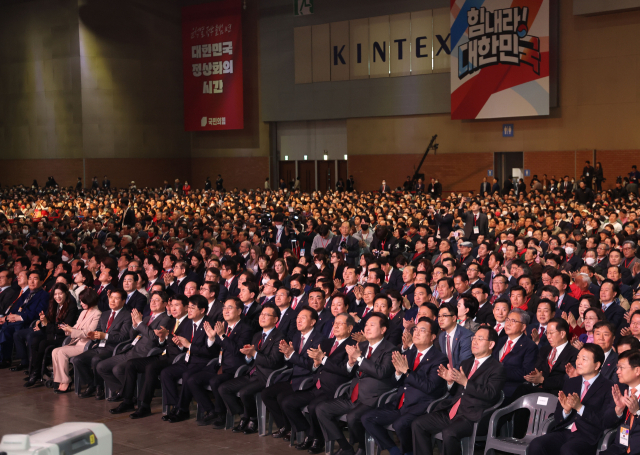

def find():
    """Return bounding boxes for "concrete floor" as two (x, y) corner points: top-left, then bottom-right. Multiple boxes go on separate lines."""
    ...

(0, 368), (315, 455)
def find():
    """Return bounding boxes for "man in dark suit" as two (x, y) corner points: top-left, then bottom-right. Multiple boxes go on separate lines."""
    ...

(160, 295), (219, 422)
(273, 287), (297, 342)
(95, 267), (116, 312)
(471, 282), (495, 325)
(98, 291), (171, 399)
(513, 318), (578, 399)
(109, 295), (190, 417)
(437, 303), (473, 369)
(492, 308), (538, 399)
(201, 281), (224, 323)
(460, 199), (489, 243)
(102, 175), (110, 189)
(594, 321), (619, 382)
(165, 260), (195, 296)
(380, 259), (403, 292)
(187, 297), (254, 427)
(526, 299), (555, 350)
(480, 177), (491, 195)
(326, 223), (360, 266)
(411, 326), (506, 455)
(551, 274), (580, 319)
(434, 208), (454, 239)
(73, 289), (133, 400)
(362, 318), (448, 455)
(491, 178), (500, 194)
(281, 313), (356, 452)
(262, 307), (325, 440)
(315, 313), (398, 455)
(529, 344), (618, 455)
(220, 260), (240, 298)
(218, 304), (285, 434)
(600, 280), (627, 330)
(379, 179), (390, 194)
(599, 350), (640, 455)
(307, 288), (333, 335)
(0, 270), (18, 315)
(120, 198), (136, 229)
(0, 270), (49, 368)
(239, 282), (262, 334)
(122, 272), (147, 315)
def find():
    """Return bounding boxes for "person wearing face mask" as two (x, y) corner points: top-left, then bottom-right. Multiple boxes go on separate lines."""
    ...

(379, 179), (390, 194)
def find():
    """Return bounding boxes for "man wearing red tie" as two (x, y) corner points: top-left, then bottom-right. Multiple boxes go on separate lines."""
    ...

(315, 313), (398, 455)
(362, 318), (448, 455)
(411, 326), (506, 455)
(529, 344), (618, 455)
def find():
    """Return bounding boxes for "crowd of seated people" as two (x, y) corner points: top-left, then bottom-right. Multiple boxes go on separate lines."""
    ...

(1, 169), (640, 455)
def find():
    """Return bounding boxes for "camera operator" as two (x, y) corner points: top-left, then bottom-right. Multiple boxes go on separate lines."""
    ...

(370, 225), (392, 258)
(433, 203), (453, 239)
(268, 213), (292, 256)
(294, 218), (318, 260)
(326, 222), (359, 266)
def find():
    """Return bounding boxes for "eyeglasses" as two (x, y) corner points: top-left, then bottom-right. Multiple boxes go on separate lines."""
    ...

(505, 318), (523, 325)
(414, 328), (432, 335)
(222, 306), (237, 311)
(438, 314), (455, 319)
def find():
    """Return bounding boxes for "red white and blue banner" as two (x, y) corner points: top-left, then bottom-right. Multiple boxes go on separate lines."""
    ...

(182, 0), (244, 131)
(450, 0), (549, 120)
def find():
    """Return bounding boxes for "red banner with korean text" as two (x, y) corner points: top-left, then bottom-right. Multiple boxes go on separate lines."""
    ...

(182, 0), (243, 131)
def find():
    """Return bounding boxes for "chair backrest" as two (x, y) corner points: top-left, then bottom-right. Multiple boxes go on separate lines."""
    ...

(335, 381), (352, 398)
(519, 393), (558, 436)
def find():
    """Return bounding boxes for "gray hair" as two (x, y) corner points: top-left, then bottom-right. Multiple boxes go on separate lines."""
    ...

(509, 307), (531, 326)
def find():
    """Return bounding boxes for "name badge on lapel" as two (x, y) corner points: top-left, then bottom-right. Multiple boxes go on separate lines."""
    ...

(131, 335), (142, 346)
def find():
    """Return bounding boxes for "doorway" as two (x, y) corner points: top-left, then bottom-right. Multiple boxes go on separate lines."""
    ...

(494, 152), (523, 190)
(317, 160), (335, 192)
(298, 161), (315, 193)
(279, 161), (296, 189)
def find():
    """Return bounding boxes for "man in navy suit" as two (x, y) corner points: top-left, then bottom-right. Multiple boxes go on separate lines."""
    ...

(362, 318), (448, 455)
(437, 303), (472, 369)
(551, 274), (579, 319)
(184, 297), (253, 427)
(262, 306), (325, 440)
(121, 272), (147, 314)
(600, 350), (640, 455)
(273, 287), (297, 342)
(566, 321), (619, 384)
(380, 258), (403, 292)
(529, 344), (618, 455)
(600, 280), (626, 330)
(492, 308), (538, 399)
(220, 260), (240, 298)
(0, 270), (49, 368)
(526, 299), (555, 349)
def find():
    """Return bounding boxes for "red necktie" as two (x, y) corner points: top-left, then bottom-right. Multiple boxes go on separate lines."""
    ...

(351, 346), (373, 403)
(146, 314), (156, 326)
(398, 352), (423, 409)
(226, 326), (231, 337)
(385, 274), (389, 282)
(299, 335), (305, 354)
(449, 360), (479, 419)
(539, 326), (545, 337)
(446, 333), (453, 367)
(571, 381), (591, 432)
(191, 323), (196, 342)
(494, 323), (501, 333)
(499, 340), (513, 362)
(329, 327), (334, 338)
(547, 347), (557, 370)
(362, 307), (371, 318)
(225, 281), (230, 289)
(106, 311), (115, 332)
(317, 341), (340, 390)
(97, 285), (104, 295)
(292, 297), (298, 310)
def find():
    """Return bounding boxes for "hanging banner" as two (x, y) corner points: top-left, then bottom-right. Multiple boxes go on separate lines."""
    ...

(450, 0), (549, 120)
(182, 0), (243, 131)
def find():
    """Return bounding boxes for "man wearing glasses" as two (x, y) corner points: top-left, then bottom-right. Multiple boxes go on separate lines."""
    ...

(411, 326), (506, 455)
(218, 302), (284, 434)
(436, 303), (472, 370)
(187, 297), (253, 427)
(491, 308), (538, 399)
(362, 318), (448, 455)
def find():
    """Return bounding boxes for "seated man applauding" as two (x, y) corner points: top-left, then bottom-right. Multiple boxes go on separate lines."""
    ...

(529, 344), (618, 455)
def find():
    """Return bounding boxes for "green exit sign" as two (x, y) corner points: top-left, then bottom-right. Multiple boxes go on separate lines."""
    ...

(294, 0), (313, 15)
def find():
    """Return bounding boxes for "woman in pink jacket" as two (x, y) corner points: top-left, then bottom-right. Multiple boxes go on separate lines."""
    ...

(51, 288), (101, 393)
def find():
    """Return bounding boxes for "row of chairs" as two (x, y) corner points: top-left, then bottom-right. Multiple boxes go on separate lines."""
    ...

(31, 340), (622, 455)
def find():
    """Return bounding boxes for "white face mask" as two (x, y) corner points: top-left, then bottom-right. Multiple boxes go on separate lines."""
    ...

(315, 262), (323, 269)
(585, 257), (596, 266)
(22, 229), (29, 235)
(565, 247), (575, 256)
(61, 255), (69, 262)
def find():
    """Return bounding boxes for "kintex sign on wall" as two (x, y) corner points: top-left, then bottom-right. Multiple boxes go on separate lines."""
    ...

(293, 8), (451, 83)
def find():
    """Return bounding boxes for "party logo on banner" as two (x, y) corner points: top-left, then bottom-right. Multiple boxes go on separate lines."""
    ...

(450, 0), (549, 120)
(182, 0), (244, 131)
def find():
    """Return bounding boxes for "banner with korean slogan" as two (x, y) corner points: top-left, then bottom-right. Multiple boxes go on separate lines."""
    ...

(182, 0), (244, 131)
(450, 0), (549, 120)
